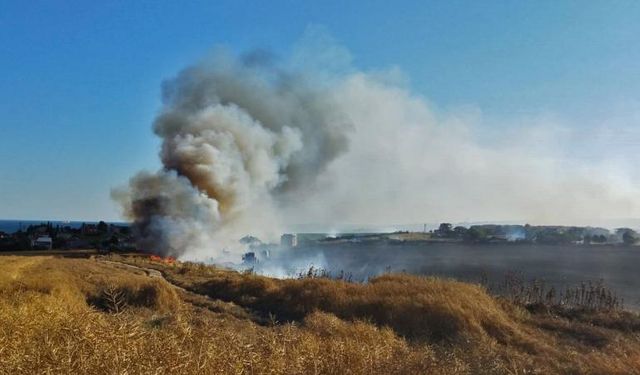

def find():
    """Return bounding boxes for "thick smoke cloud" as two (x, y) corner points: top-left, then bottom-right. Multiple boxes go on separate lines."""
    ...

(115, 37), (640, 260)
(113, 52), (351, 258)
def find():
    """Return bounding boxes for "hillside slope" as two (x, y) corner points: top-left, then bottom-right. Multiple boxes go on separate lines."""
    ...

(1, 255), (640, 374)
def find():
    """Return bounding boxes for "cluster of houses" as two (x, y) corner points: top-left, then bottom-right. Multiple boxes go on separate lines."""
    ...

(432, 223), (639, 245)
(0, 221), (135, 252)
(316, 224), (640, 246)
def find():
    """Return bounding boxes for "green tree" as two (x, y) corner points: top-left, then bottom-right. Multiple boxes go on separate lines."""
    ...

(437, 223), (453, 238)
(453, 226), (468, 239)
(465, 226), (487, 242)
(97, 221), (108, 233)
(623, 230), (637, 245)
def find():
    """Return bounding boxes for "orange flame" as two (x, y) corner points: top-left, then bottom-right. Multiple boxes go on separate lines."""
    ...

(149, 254), (177, 265)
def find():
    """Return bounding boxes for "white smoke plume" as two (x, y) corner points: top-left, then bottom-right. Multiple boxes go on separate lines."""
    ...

(289, 73), (640, 229)
(114, 36), (640, 260)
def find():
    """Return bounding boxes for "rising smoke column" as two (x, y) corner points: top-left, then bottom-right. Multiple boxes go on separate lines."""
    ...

(113, 52), (350, 258)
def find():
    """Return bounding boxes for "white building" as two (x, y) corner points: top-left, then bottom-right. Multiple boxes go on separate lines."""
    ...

(280, 233), (297, 248)
(32, 236), (53, 250)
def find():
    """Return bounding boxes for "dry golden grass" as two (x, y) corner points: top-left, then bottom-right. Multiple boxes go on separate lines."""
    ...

(1, 255), (640, 374)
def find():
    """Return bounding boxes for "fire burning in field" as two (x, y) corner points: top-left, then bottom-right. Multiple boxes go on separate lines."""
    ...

(148, 254), (177, 265)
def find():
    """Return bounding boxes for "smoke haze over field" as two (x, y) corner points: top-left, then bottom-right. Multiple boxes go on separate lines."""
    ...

(114, 36), (640, 259)
(298, 74), (640, 228)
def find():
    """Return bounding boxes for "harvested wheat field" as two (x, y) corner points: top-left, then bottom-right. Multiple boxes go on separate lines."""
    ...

(1, 255), (640, 374)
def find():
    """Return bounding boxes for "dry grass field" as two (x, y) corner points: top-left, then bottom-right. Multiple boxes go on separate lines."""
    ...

(2, 254), (640, 374)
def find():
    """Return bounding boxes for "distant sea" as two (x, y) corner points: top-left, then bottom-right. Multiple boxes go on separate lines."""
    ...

(0, 220), (130, 233)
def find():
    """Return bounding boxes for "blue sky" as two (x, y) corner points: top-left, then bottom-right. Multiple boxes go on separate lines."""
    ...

(1, 1), (639, 221)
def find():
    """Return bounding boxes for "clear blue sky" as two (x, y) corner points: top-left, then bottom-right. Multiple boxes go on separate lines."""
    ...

(1, 1), (639, 221)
